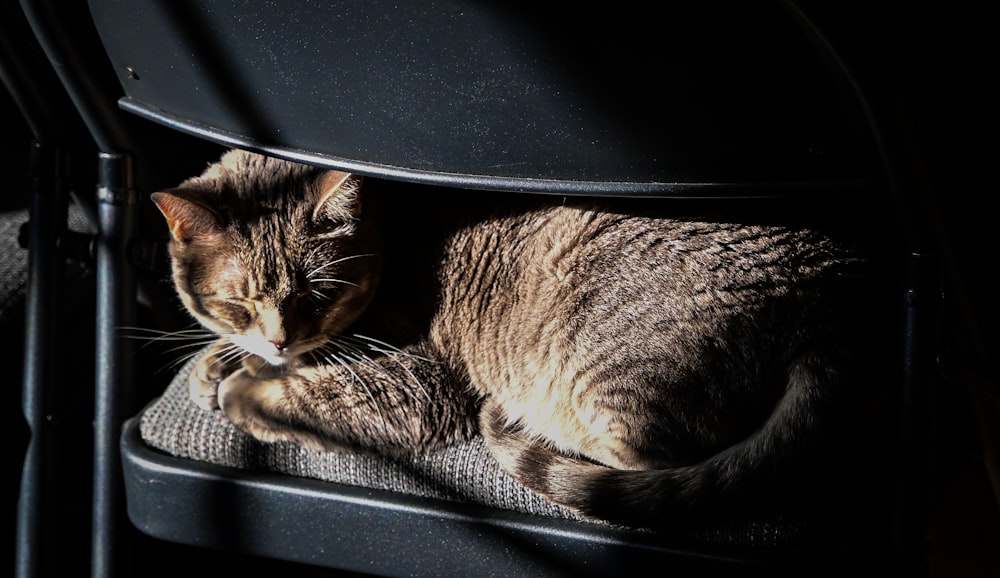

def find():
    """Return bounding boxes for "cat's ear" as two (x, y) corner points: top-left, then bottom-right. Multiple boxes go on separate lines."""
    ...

(312, 171), (361, 225)
(150, 190), (224, 243)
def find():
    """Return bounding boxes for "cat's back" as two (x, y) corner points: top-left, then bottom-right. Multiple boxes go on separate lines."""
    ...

(444, 199), (868, 310)
(432, 197), (876, 372)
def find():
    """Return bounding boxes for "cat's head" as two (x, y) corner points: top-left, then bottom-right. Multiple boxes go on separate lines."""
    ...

(152, 149), (381, 366)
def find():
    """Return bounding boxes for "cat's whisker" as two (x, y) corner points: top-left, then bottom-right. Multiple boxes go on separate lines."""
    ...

(310, 289), (333, 302)
(347, 334), (436, 363)
(118, 326), (210, 338)
(384, 354), (432, 405)
(309, 277), (360, 288)
(118, 326), (214, 345)
(323, 340), (419, 412)
(337, 335), (432, 404)
(318, 348), (365, 385)
(163, 348), (214, 374)
(117, 325), (221, 375)
(214, 338), (253, 368)
(327, 339), (385, 375)
(317, 349), (386, 426)
(305, 253), (375, 281)
(341, 336), (436, 402)
(159, 339), (221, 360)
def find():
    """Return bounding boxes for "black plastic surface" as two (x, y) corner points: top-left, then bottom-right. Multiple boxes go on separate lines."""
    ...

(88, 1), (875, 196)
(120, 418), (825, 577)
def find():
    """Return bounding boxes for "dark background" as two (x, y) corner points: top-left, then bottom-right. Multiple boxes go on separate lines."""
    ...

(3, 1), (996, 576)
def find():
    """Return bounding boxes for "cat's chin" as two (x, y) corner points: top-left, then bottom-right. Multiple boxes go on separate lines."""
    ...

(234, 346), (295, 370)
(255, 350), (298, 368)
(241, 352), (299, 379)
(229, 336), (304, 368)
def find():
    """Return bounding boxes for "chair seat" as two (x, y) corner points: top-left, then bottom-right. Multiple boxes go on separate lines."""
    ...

(122, 353), (884, 575)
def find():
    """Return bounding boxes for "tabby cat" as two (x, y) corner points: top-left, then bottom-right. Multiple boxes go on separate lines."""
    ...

(151, 149), (884, 527)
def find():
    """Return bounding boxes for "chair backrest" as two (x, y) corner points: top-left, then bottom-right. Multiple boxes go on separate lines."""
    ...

(87, 1), (878, 197)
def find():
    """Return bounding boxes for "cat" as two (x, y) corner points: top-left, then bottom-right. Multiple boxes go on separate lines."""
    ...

(150, 148), (886, 527)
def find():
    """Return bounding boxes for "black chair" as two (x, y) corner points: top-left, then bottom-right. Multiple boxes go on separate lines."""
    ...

(9, 1), (983, 577)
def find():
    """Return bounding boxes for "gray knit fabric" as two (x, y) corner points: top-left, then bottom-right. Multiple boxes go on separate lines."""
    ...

(0, 208), (29, 322)
(139, 353), (586, 522)
(0, 204), (91, 323)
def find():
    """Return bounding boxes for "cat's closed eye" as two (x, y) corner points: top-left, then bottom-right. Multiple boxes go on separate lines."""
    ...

(214, 299), (253, 328)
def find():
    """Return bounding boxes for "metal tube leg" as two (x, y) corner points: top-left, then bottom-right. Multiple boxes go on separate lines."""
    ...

(91, 152), (135, 578)
(16, 140), (66, 578)
(894, 249), (940, 575)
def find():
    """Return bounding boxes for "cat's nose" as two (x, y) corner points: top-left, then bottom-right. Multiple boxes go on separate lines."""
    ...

(270, 341), (286, 352)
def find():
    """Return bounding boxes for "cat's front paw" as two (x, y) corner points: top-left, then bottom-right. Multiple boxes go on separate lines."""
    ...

(217, 369), (327, 451)
(188, 344), (238, 411)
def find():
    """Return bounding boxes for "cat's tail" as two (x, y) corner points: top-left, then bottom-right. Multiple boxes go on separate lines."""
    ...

(479, 351), (846, 527)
